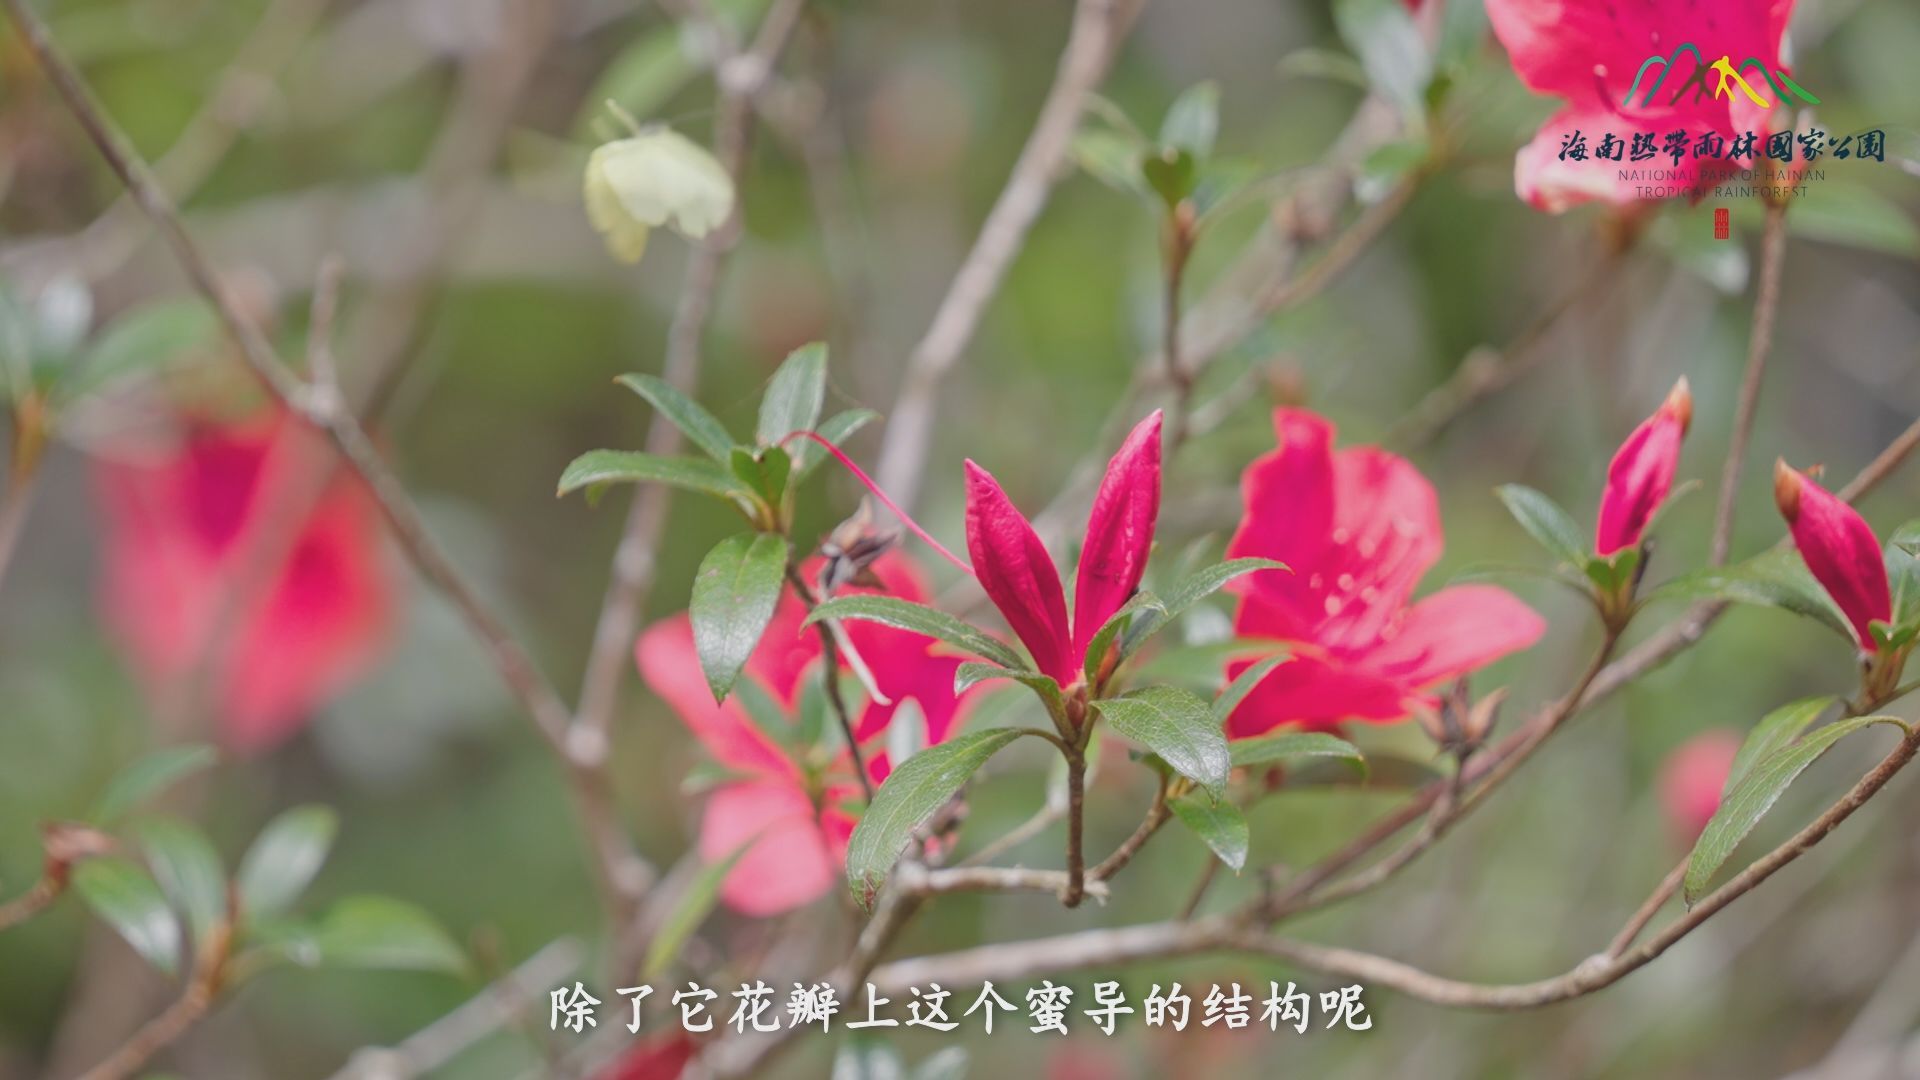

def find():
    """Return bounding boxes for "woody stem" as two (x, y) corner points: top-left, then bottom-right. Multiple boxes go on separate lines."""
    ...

(1161, 208), (1196, 449)
(786, 564), (874, 803)
(1061, 743), (1089, 908)
(1710, 198), (1788, 566)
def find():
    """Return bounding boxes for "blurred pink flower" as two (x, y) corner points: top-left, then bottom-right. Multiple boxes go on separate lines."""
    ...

(595, 1032), (696, 1080)
(635, 552), (974, 916)
(1484, 0), (1796, 211)
(1659, 729), (1742, 840)
(95, 409), (396, 753)
(1596, 377), (1692, 555)
(965, 410), (1162, 686)
(1222, 409), (1545, 737)
(1775, 460), (1892, 654)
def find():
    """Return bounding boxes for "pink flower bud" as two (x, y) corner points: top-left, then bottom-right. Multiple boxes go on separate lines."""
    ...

(1659, 729), (1742, 842)
(1595, 377), (1691, 556)
(1775, 460), (1892, 653)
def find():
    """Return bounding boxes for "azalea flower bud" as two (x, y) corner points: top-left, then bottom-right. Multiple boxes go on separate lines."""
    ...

(583, 127), (735, 264)
(1774, 459), (1892, 654)
(1659, 730), (1741, 842)
(1595, 377), (1691, 556)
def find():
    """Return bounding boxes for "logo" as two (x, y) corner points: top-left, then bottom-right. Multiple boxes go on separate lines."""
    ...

(1713, 208), (1730, 240)
(1622, 43), (1818, 111)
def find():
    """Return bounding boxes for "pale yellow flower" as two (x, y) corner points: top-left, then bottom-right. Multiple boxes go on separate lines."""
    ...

(583, 128), (734, 264)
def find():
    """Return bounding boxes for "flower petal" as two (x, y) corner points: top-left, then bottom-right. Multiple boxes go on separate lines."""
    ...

(1596, 379), (1690, 555)
(1776, 461), (1892, 651)
(1072, 411), (1163, 670)
(636, 614), (802, 777)
(963, 461), (1073, 684)
(1226, 408), (1338, 639)
(1363, 584), (1547, 690)
(1223, 654), (1410, 738)
(699, 780), (836, 916)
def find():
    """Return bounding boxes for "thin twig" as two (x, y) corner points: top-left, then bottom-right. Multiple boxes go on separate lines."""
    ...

(0, 875), (60, 931)
(1709, 200), (1789, 566)
(787, 564), (874, 801)
(1088, 776), (1169, 882)
(1606, 857), (1685, 958)
(75, 919), (231, 1080)
(875, 0), (1143, 509)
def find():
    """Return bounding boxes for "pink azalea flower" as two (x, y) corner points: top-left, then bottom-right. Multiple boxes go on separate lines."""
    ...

(1484, 0), (1796, 211)
(1658, 729), (1742, 841)
(1596, 377), (1692, 555)
(1222, 409), (1545, 737)
(964, 411), (1162, 686)
(1775, 459), (1892, 654)
(635, 552), (974, 916)
(94, 409), (396, 753)
(594, 1032), (696, 1080)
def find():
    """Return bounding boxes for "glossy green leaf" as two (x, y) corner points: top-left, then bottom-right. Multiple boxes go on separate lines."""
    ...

(953, 661), (1065, 718)
(756, 342), (827, 447)
(806, 595), (1026, 671)
(1653, 548), (1852, 640)
(1229, 731), (1365, 773)
(91, 745), (217, 824)
(615, 373), (737, 461)
(74, 858), (182, 974)
(1212, 653), (1288, 723)
(1081, 591), (1167, 682)
(1168, 790), (1248, 870)
(236, 805), (338, 921)
(691, 533), (792, 703)
(644, 837), (759, 979)
(1095, 686), (1230, 795)
(136, 818), (226, 946)
(1123, 558), (1287, 654)
(1495, 484), (1590, 568)
(1725, 696), (1838, 795)
(730, 446), (792, 508)
(790, 408), (879, 481)
(556, 450), (748, 502)
(846, 729), (1032, 908)
(309, 896), (467, 974)
(63, 300), (215, 401)
(1684, 715), (1903, 904)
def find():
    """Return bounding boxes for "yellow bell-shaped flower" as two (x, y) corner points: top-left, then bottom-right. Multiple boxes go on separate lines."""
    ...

(583, 127), (735, 264)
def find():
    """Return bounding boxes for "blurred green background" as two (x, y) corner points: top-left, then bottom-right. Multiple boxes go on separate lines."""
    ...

(1, 0), (1918, 1075)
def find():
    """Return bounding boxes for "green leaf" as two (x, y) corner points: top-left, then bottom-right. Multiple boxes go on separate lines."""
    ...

(1095, 686), (1230, 795)
(790, 408), (879, 482)
(1167, 790), (1248, 870)
(135, 818), (226, 946)
(1886, 522), (1920, 626)
(1140, 148), (1196, 207)
(1081, 591), (1168, 682)
(690, 533), (792, 703)
(1333, 0), (1433, 116)
(1071, 128), (1149, 196)
(1725, 697), (1837, 795)
(845, 729), (1032, 908)
(1212, 653), (1288, 723)
(1229, 730), (1365, 773)
(62, 300), (215, 401)
(914, 1047), (970, 1080)
(1495, 484), (1590, 568)
(1123, 558), (1286, 653)
(574, 28), (700, 137)
(556, 450), (748, 502)
(73, 858), (182, 974)
(730, 446), (792, 508)
(1684, 715), (1903, 904)
(805, 595), (1026, 671)
(953, 661), (1065, 718)
(308, 896), (467, 974)
(236, 805), (338, 921)
(1159, 81), (1220, 157)
(615, 373), (736, 461)
(1653, 548), (1852, 640)
(644, 837), (758, 979)
(756, 342), (828, 448)
(91, 745), (218, 824)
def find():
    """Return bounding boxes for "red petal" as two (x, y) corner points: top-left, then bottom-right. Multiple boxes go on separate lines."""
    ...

(1780, 464), (1892, 651)
(1071, 411), (1162, 671)
(964, 461), (1073, 683)
(1596, 385), (1688, 554)
(1223, 654), (1410, 738)
(1226, 408), (1338, 639)
(635, 614), (805, 778)
(1362, 584), (1547, 689)
(699, 780), (837, 915)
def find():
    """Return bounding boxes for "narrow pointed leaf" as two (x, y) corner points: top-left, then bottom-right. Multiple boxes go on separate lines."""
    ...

(1654, 548), (1853, 640)
(756, 342), (828, 447)
(1095, 686), (1230, 794)
(309, 896), (467, 974)
(615, 373), (736, 461)
(1159, 81), (1221, 157)
(557, 450), (748, 501)
(643, 836), (758, 979)
(1123, 558), (1287, 653)
(1168, 790), (1248, 870)
(1229, 731), (1365, 773)
(1684, 715), (1904, 904)
(136, 819), (226, 946)
(691, 533), (792, 703)
(790, 408), (879, 482)
(846, 729), (1033, 908)
(236, 805), (338, 921)
(953, 661), (1065, 718)
(1495, 484), (1590, 568)
(92, 745), (217, 824)
(1212, 654), (1288, 723)
(1081, 591), (1167, 682)
(806, 595), (1026, 671)
(1725, 696), (1838, 795)
(74, 858), (182, 974)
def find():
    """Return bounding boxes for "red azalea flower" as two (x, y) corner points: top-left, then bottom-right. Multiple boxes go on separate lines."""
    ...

(1775, 460), (1892, 653)
(635, 552), (974, 916)
(964, 411), (1162, 686)
(1485, 0), (1796, 211)
(1658, 729), (1741, 841)
(95, 409), (396, 753)
(1596, 377), (1692, 555)
(595, 1032), (697, 1080)
(1222, 409), (1545, 737)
